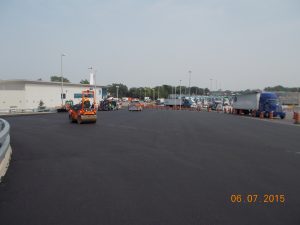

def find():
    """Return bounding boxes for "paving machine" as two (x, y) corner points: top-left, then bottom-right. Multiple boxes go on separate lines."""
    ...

(69, 90), (97, 124)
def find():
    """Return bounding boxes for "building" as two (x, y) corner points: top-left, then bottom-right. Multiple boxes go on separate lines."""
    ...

(0, 79), (108, 110)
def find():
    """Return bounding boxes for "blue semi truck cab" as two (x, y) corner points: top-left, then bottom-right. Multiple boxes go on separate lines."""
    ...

(258, 92), (286, 119)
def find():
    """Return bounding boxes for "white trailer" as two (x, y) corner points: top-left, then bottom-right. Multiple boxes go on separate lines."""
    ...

(232, 93), (260, 111)
(164, 98), (182, 106)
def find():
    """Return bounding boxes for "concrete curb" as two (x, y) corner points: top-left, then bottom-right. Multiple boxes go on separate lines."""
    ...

(0, 145), (12, 183)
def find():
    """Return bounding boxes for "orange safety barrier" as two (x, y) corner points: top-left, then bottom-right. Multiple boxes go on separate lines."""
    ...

(269, 111), (274, 119)
(294, 112), (300, 124)
(259, 112), (264, 119)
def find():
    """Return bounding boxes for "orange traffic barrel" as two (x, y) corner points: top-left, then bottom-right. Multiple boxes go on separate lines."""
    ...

(294, 112), (300, 124)
(269, 111), (274, 119)
(259, 112), (264, 119)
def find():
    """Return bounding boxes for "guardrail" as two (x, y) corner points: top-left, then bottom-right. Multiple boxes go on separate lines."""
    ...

(0, 118), (12, 182)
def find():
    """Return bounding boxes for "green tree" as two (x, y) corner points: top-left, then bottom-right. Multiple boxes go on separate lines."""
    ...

(108, 83), (128, 98)
(51, 76), (70, 83)
(264, 85), (300, 92)
(80, 79), (89, 84)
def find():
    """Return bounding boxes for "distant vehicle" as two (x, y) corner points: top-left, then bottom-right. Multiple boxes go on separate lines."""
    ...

(156, 98), (165, 105)
(65, 100), (73, 111)
(122, 97), (128, 102)
(128, 100), (143, 111)
(57, 100), (74, 112)
(232, 92), (286, 119)
(164, 98), (182, 107)
(164, 98), (196, 108)
(144, 97), (151, 102)
(98, 99), (118, 111)
(69, 90), (97, 124)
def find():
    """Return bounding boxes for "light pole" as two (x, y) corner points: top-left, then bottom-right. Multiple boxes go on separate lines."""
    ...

(139, 88), (142, 99)
(210, 78), (213, 93)
(179, 80), (182, 110)
(116, 86), (119, 99)
(174, 86), (177, 108)
(60, 53), (66, 106)
(188, 70), (192, 97)
(172, 86), (174, 99)
(153, 88), (155, 101)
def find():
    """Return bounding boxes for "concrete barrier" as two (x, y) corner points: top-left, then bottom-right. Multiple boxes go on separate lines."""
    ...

(0, 119), (12, 182)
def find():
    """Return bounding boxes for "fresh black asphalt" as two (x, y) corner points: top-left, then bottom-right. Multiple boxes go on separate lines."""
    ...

(1, 110), (300, 225)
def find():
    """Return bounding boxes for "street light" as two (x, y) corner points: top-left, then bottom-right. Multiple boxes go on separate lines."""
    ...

(188, 70), (192, 97)
(60, 53), (66, 106)
(174, 86), (177, 108)
(153, 88), (155, 101)
(116, 86), (119, 99)
(139, 88), (142, 99)
(179, 80), (182, 110)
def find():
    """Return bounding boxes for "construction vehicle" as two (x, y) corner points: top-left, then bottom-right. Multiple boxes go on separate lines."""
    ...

(68, 90), (97, 124)
(57, 100), (74, 112)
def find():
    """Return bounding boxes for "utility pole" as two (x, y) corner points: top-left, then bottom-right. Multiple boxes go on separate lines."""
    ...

(188, 70), (192, 97)
(60, 53), (66, 106)
(116, 86), (119, 99)
(180, 80), (182, 110)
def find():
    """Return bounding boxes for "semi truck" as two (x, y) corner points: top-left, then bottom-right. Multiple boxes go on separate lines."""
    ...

(232, 92), (285, 119)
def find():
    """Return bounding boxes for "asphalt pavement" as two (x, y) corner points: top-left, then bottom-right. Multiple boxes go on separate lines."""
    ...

(0, 110), (300, 225)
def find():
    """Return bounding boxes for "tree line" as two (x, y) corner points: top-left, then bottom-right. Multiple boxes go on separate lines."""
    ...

(264, 85), (300, 92)
(48, 76), (299, 98)
(107, 83), (210, 99)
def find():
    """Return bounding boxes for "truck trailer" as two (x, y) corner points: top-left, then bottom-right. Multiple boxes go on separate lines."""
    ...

(232, 92), (285, 119)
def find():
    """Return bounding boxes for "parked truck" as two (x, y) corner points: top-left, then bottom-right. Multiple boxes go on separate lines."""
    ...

(164, 98), (196, 108)
(232, 92), (286, 119)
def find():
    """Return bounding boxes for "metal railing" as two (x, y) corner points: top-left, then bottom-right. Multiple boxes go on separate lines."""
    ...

(0, 118), (11, 182)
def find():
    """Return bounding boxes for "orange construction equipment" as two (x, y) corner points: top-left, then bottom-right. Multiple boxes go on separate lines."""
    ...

(294, 112), (300, 124)
(68, 90), (97, 124)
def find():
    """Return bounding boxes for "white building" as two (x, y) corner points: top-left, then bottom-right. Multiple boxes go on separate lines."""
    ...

(0, 79), (108, 111)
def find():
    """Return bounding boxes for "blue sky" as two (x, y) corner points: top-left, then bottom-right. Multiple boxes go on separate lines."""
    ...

(0, 0), (299, 90)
